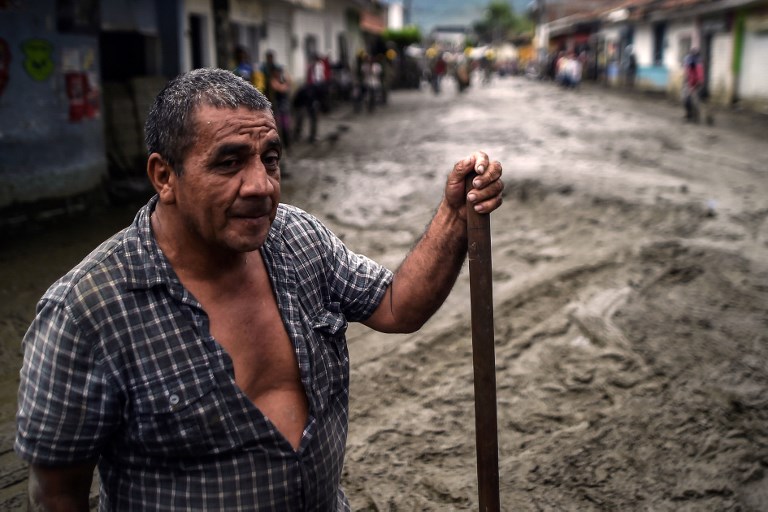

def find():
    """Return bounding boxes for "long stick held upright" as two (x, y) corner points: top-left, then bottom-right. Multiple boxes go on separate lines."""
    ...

(466, 172), (500, 512)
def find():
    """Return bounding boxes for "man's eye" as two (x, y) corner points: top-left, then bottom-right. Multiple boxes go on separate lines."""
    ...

(263, 155), (280, 167)
(219, 159), (241, 169)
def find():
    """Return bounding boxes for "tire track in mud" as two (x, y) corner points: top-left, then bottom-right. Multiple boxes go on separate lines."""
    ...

(344, 178), (768, 511)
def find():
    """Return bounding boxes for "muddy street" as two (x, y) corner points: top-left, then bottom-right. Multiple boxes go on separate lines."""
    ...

(2, 75), (768, 510)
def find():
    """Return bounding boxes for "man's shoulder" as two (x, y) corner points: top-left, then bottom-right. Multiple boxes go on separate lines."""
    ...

(273, 203), (331, 243)
(42, 225), (136, 309)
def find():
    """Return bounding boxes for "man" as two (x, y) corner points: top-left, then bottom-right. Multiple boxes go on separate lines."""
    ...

(16, 67), (503, 511)
(233, 45), (265, 93)
(682, 47), (711, 124)
(294, 53), (329, 143)
(261, 50), (292, 150)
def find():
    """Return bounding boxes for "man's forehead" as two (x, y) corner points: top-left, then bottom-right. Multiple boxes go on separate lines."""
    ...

(193, 104), (275, 128)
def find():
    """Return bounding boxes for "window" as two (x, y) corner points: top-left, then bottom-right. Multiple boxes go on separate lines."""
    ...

(653, 22), (666, 65)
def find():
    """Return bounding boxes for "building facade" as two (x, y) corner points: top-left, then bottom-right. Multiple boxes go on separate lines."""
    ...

(536, 0), (768, 109)
(0, 0), (388, 216)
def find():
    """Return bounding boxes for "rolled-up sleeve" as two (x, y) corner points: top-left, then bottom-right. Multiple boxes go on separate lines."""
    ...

(15, 299), (118, 465)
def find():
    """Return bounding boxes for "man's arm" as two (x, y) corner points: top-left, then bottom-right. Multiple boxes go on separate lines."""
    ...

(28, 461), (96, 512)
(364, 151), (503, 333)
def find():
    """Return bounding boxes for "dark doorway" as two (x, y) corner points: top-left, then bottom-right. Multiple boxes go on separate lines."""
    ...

(189, 14), (204, 69)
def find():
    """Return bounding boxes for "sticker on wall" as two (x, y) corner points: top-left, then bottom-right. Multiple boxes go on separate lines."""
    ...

(0, 38), (10, 97)
(22, 39), (54, 81)
(65, 71), (87, 121)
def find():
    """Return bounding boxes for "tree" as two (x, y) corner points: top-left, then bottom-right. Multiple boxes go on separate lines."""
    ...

(472, 1), (533, 44)
(382, 26), (422, 48)
(381, 26), (423, 89)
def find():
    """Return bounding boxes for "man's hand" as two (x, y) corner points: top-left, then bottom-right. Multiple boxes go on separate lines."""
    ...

(364, 151), (504, 334)
(444, 151), (504, 219)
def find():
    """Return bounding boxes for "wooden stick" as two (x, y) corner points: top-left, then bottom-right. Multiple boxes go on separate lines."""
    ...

(466, 172), (500, 512)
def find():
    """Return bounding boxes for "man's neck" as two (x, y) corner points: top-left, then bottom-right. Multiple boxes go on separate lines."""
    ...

(151, 204), (252, 283)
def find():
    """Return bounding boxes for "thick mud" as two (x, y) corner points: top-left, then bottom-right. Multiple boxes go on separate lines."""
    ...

(1, 75), (767, 510)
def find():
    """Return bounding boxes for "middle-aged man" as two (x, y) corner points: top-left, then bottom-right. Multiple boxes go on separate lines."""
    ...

(16, 67), (504, 511)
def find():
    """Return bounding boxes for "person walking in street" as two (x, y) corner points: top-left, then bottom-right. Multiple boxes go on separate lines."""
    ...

(293, 53), (329, 143)
(233, 45), (265, 93)
(360, 53), (383, 112)
(682, 47), (712, 124)
(15, 67), (504, 511)
(261, 50), (293, 150)
(624, 45), (637, 89)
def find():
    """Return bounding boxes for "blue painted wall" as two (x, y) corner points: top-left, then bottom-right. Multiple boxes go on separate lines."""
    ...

(0, 0), (107, 209)
(637, 65), (669, 90)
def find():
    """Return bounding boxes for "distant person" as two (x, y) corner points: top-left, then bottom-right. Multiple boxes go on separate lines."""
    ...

(293, 53), (329, 143)
(16, 67), (505, 510)
(360, 54), (382, 112)
(682, 47), (712, 124)
(558, 52), (581, 89)
(430, 52), (447, 94)
(233, 46), (265, 93)
(624, 45), (637, 89)
(262, 51), (292, 149)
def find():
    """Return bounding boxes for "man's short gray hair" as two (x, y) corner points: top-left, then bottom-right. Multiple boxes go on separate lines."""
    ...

(144, 68), (272, 175)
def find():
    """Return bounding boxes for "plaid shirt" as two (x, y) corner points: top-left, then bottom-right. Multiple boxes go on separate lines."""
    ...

(16, 196), (392, 511)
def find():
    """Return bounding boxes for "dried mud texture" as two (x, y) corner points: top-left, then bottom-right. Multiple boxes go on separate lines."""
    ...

(341, 182), (768, 512)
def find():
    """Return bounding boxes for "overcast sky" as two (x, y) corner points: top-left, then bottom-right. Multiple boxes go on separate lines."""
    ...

(406, 0), (531, 33)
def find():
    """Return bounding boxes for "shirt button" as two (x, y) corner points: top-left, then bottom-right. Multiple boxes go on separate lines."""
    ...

(169, 394), (180, 406)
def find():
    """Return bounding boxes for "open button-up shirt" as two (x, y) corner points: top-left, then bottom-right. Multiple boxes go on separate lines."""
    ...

(16, 195), (393, 511)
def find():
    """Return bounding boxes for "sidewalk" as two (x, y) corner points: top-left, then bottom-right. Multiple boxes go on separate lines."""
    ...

(577, 80), (768, 140)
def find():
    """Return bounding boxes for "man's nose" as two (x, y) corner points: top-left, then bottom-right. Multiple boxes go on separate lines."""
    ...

(239, 160), (274, 196)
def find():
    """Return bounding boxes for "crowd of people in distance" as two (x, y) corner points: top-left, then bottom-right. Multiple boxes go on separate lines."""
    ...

(233, 46), (392, 147)
(545, 50), (585, 89)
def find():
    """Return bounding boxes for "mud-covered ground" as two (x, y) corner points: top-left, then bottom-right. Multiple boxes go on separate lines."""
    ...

(1, 75), (767, 510)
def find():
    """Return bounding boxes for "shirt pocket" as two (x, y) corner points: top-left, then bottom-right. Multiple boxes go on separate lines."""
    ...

(310, 302), (349, 413)
(129, 364), (236, 458)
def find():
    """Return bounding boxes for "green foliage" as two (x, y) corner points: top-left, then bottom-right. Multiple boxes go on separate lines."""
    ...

(473, 0), (534, 43)
(382, 25), (422, 47)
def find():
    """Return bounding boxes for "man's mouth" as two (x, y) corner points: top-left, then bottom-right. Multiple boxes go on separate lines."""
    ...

(229, 201), (272, 219)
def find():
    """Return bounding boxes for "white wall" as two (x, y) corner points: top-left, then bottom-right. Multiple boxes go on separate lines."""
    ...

(264, 2), (294, 79)
(709, 32), (733, 104)
(665, 20), (694, 69)
(633, 25), (654, 67)
(322, 0), (350, 61)
(739, 29), (768, 101)
(182, 0), (216, 71)
(292, 7), (325, 81)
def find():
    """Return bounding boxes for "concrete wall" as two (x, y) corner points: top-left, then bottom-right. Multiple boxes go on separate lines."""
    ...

(633, 24), (654, 67)
(293, 6), (327, 81)
(0, 0), (107, 209)
(264, 2), (295, 80)
(739, 15), (768, 104)
(182, 0), (216, 71)
(663, 20), (695, 97)
(709, 32), (734, 105)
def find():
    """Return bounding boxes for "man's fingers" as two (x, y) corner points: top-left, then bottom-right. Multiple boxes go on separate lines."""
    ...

(470, 160), (502, 189)
(469, 179), (504, 213)
(472, 151), (490, 174)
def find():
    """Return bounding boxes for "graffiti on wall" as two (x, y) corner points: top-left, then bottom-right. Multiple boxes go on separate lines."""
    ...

(62, 47), (100, 122)
(0, 38), (9, 97)
(22, 39), (54, 81)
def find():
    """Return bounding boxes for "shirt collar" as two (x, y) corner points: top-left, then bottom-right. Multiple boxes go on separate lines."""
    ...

(123, 196), (288, 291)
(123, 195), (177, 291)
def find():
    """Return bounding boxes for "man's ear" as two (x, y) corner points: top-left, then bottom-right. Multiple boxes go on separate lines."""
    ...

(147, 153), (177, 204)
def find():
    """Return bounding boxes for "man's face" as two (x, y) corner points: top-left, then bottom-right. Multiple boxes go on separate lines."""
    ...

(171, 105), (282, 254)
